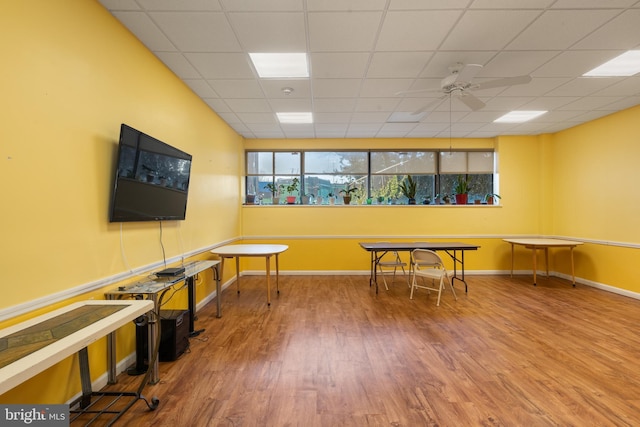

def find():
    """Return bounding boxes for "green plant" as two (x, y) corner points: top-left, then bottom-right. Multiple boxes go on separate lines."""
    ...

(265, 182), (278, 194)
(484, 193), (501, 201)
(453, 175), (471, 194)
(327, 191), (335, 197)
(398, 175), (417, 200)
(339, 185), (358, 196)
(284, 177), (299, 194)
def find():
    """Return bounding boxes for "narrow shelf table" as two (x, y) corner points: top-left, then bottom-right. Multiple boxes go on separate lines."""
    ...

(105, 260), (220, 385)
(0, 300), (155, 425)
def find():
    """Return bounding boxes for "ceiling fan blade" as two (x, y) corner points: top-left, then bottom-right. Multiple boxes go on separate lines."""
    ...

(458, 92), (485, 111)
(454, 63), (483, 83)
(474, 75), (532, 91)
(412, 96), (446, 114)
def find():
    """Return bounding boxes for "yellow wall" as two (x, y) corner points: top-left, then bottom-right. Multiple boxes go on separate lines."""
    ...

(0, 0), (242, 404)
(242, 111), (640, 293)
(2, 0), (640, 408)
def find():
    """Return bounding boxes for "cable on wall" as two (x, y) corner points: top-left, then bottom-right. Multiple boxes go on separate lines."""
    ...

(159, 221), (167, 268)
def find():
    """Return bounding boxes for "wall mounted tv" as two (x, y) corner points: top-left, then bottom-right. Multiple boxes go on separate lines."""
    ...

(109, 124), (192, 222)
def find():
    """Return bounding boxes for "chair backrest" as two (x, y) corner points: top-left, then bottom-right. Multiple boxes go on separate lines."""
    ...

(411, 249), (444, 270)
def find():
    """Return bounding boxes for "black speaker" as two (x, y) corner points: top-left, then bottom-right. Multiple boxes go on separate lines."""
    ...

(158, 309), (190, 361)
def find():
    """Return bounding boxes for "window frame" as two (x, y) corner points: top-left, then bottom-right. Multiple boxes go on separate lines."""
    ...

(245, 149), (498, 205)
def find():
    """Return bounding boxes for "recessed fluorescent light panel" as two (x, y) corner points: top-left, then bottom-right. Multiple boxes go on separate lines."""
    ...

(249, 53), (309, 78)
(584, 50), (640, 77)
(277, 112), (313, 124)
(494, 111), (547, 123)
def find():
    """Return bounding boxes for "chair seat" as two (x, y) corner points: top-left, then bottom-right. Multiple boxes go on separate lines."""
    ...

(377, 248), (409, 290)
(410, 249), (457, 306)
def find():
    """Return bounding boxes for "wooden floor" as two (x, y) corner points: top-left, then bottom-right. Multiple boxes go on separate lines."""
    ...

(87, 274), (640, 426)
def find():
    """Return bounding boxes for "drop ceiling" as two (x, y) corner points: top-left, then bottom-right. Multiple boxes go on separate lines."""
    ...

(98, 0), (640, 139)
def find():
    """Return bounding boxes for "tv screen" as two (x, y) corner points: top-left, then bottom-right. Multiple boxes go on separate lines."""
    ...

(109, 124), (192, 222)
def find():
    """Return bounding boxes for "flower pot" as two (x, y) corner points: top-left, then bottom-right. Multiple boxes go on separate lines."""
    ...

(286, 195), (296, 204)
(455, 194), (468, 205)
(408, 198), (416, 205)
(343, 196), (351, 205)
(487, 196), (494, 205)
(246, 194), (256, 204)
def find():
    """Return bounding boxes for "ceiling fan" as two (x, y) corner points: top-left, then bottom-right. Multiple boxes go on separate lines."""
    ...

(397, 62), (532, 114)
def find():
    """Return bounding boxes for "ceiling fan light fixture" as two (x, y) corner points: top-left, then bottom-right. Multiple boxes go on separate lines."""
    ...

(583, 50), (640, 77)
(494, 110), (547, 123)
(249, 53), (309, 78)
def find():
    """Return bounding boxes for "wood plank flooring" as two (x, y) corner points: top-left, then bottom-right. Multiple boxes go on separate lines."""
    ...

(87, 274), (640, 426)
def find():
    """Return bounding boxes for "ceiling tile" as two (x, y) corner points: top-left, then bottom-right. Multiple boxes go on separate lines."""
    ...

(550, 0), (638, 8)
(219, 0), (302, 12)
(227, 99), (272, 113)
(532, 51), (623, 78)
(572, 9), (640, 50)
(228, 12), (306, 52)
(185, 53), (254, 79)
(150, 12), (241, 52)
(308, 12), (383, 52)
(376, 11), (462, 51)
(440, 10), (541, 51)
(259, 80), (311, 98)
(137, 0), (222, 11)
(312, 98), (358, 112)
(546, 77), (623, 97)
(481, 51), (560, 78)
(183, 79), (218, 98)
(507, 10), (620, 50)
(469, 0), (554, 8)
(100, 1), (640, 139)
(269, 98), (313, 111)
(308, 0), (386, 11)
(312, 79), (362, 98)
(391, 0), (470, 9)
(310, 52), (370, 78)
(366, 52), (432, 78)
(112, 11), (175, 51)
(155, 52), (201, 79)
(207, 79), (264, 98)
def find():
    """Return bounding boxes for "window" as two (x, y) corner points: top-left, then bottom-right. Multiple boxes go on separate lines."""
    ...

(439, 152), (495, 203)
(246, 150), (497, 205)
(371, 151), (435, 204)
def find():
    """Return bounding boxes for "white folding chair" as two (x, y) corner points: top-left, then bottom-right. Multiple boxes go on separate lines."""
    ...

(410, 249), (457, 306)
(376, 247), (408, 290)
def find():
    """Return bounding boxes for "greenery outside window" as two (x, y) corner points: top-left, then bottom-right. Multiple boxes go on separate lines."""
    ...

(246, 150), (496, 205)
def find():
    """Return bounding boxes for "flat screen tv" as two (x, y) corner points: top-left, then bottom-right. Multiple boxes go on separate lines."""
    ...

(109, 124), (192, 222)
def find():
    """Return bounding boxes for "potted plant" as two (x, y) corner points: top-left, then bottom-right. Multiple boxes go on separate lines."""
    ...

(265, 182), (279, 204)
(453, 175), (471, 205)
(376, 195), (385, 204)
(284, 177), (299, 204)
(301, 192), (313, 205)
(399, 175), (418, 204)
(484, 193), (501, 205)
(327, 192), (336, 205)
(442, 194), (452, 204)
(339, 183), (358, 205)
